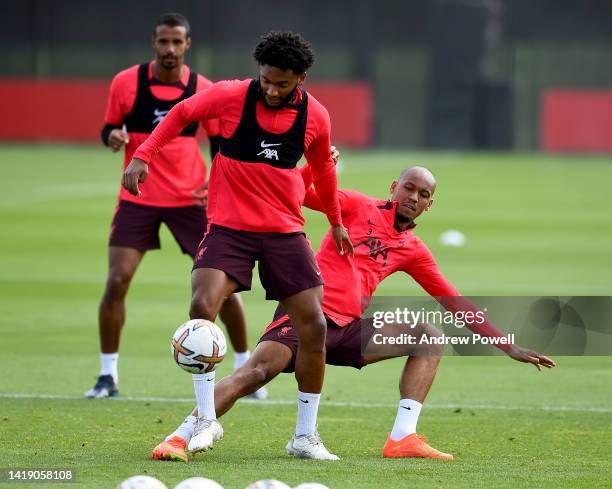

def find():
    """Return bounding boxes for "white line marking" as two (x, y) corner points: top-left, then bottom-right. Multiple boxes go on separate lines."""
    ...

(0, 393), (610, 413)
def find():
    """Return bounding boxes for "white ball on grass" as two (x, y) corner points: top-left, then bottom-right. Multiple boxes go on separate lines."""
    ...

(439, 230), (466, 247)
(294, 484), (331, 489)
(174, 477), (224, 489)
(245, 481), (291, 489)
(117, 475), (168, 489)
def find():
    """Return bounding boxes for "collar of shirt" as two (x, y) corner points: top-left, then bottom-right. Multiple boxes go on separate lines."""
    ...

(381, 200), (417, 235)
(148, 60), (189, 89)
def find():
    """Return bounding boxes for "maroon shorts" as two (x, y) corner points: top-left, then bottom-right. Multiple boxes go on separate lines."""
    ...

(193, 224), (323, 301)
(109, 200), (206, 258)
(258, 314), (377, 373)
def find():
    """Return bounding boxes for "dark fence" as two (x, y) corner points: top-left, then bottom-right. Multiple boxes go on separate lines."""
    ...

(4, 0), (612, 149)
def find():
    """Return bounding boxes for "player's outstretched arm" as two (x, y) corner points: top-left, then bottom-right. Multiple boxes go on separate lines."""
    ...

(505, 345), (556, 371)
(124, 84), (224, 196)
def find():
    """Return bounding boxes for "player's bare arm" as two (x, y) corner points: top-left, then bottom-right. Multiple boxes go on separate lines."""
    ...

(318, 145), (352, 255)
(506, 344), (556, 371)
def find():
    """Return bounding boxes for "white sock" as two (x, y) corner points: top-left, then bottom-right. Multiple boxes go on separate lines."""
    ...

(166, 415), (197, 442)
(100, 353), (119, 383)
(193, 372), (216, 419)
(234, 350), (250, 370)
(390, 398), (423, 441)
(295, 391), (320, 436)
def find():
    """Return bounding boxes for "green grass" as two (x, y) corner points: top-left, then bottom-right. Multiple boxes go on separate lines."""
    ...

(0, 144), (611, 488)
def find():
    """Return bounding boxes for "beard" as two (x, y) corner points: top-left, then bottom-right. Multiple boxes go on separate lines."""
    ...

(258, 83), (299, 109)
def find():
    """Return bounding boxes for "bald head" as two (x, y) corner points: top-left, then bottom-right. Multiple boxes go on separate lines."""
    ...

(390, 166), (436, 228)
(398, 166), (437, 195)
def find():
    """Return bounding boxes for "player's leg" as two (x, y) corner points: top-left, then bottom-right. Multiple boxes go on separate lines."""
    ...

(217, 340), (291, 415)
(218, 293), (248, 353)
(163, 205), (258, 391)
(153, 340), (293, 461)
(361, 322), (453, 459)
(187, 226), (256, 453)
(281, 288), (340, 461)
(99, 247), (144, 352)
(86, 201), (162, 398)
(86, 246), (144, 398)
(259, 233), (336, 460)
(187, 267), (239, 452)
(218, 293), (268, 399)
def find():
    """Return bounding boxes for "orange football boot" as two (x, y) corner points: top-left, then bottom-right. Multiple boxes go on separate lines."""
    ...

(383, 434), (454, 460)
(151, 435), (189, 463)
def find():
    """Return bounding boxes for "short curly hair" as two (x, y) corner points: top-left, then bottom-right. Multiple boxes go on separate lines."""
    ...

(253, 31), (315, 74)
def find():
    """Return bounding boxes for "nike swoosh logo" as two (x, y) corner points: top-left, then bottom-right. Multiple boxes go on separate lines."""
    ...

(299, 399), (309, 403)
(401, 406), (411, 410)
(368, 219), (377, 226)
(261, 140), (282, 148)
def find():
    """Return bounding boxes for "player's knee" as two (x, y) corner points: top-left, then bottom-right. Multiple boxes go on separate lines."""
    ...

(420, 323), (444, 358)
(189, 295), (216, 321)
(294, 315), (326, 352)
(248, 365), (268, 388)
(235, 365), (267, 393)
(104, 271), (132, 300)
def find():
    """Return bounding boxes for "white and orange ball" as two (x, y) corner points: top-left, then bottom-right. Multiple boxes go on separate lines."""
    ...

(171, 319), (227, 374)
(117, 475), (167, 489)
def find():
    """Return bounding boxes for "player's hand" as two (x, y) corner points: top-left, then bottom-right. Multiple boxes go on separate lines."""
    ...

(331, 145), (340, 165)
(193, 181), (209, 207)
(506, 344), (556, 371)
(122, 158), (148, 196)
(108, 129), (130, 152)
(331, 224), (353, 256)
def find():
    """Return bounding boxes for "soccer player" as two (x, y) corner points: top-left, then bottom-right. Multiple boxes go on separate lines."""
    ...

(123, 32), (352, 457)
(85, 13), (260, 400)
(152, 163), (555, 462)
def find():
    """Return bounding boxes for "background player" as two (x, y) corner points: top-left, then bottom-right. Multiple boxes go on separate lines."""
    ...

(152, 162), (555, 462)
(85, 13), (260, 400)
(122, 32), (352, 457)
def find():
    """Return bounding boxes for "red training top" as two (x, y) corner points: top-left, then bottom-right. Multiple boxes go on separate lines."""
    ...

(265, 166), (510, 352)
(105, 61), (218, 207)
(133, 79), (341, 233)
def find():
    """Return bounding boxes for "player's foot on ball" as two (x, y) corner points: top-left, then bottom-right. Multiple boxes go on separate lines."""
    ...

(247, 386), (269, 400)
(382, 434), (454, 460)
(286, 432), (340, 461)
(84, 374), (119, 399)
(151, 436), (189, 463)
(187, 417), (223, 454)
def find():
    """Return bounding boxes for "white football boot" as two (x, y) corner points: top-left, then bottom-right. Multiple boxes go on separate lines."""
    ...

(286, 432), (339, 461)
(187, 417), (224, 453)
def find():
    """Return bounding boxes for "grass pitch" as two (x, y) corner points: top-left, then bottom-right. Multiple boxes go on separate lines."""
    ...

(0, 144), (611, 488)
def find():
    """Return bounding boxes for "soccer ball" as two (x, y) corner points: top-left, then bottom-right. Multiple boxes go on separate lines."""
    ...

(293, 484), (331, 489)
(117, 475), (167, 489)
(245, 481), (291, 489)
(174, 477), (224, 489)
(171, 319), (227, 374)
